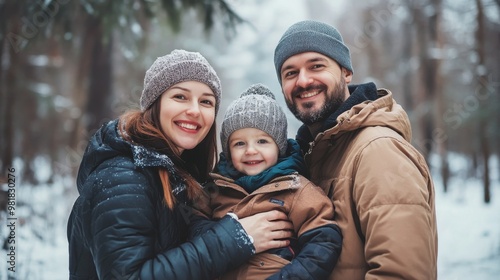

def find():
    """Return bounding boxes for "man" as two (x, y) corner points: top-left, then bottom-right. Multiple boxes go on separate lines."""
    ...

(273, 20), (438, 279)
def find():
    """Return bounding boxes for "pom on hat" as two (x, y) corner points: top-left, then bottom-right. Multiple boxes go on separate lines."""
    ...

(221, 84), (288, 158)
(140, 49), (221, 113)
(274, 20), (353, 84)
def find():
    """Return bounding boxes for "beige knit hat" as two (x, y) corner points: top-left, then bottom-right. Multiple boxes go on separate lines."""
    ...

(221, 84), (288, 158)
(140, 49), (221, 113)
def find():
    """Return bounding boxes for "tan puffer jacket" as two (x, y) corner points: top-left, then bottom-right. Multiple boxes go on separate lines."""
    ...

(210, 173), (341, 280)
(303, 89), (438, 280)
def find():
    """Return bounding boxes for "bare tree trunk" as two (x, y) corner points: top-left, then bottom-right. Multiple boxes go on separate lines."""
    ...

(412, 4), (434, 161)
(475, 0), (491, 203)
(429, 0), (449, 191)
(0, 43), (8, 175)
(0, 46), (15, 176)
(401, 18), (414, 111)
(0, 1), (21, 176)
(68, 16), (98, 152)
(472, 145), (480, 178)
(364, 9), (381, 81)
(69, 15), (114, 149)
(45, 36), (63, 183)
(492, 0), (500, 184)
(20, 81), (37, 184)
(85, 29), (113, 133)
(411, 0), (449, 191)
(0, 3), (5, 171)
(479, 122), (491, 203)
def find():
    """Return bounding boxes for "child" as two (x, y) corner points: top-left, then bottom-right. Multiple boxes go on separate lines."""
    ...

(208, 84), (342, 280)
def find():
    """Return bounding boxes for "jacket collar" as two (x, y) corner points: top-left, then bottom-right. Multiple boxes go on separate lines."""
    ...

(296, 82), (379, 153)
(210, 173), (304, 195)
(78, 119), (186, 196)
(298, 86), (412, 158)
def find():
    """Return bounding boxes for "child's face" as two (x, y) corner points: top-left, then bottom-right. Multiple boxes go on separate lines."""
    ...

(228, 128), (279, 176)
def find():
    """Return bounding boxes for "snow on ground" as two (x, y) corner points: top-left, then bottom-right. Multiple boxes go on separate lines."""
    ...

(1, 154), (499, 279)
(433, 154), (500, 279)
(436, 182), (500, 279)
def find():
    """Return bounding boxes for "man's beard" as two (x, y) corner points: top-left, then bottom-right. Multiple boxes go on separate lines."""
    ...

(286, 78), (346, 126)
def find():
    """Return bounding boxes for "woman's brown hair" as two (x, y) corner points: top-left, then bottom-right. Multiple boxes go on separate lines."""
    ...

(118, 98), (217, 209)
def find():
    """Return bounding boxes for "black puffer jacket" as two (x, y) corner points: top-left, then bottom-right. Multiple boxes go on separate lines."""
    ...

(67, 120), (254, 280)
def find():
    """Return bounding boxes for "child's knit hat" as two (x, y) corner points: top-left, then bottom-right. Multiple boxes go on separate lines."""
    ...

(140, 49), (221, 113)
(221, 84), (288, 158)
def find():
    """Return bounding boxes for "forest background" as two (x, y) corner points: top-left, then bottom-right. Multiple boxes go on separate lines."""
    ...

(0, 0), (499, 279)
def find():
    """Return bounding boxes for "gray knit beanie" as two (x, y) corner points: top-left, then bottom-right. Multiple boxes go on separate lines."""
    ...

(274, 20), (353, 84)
(221, 84), (288, 158)
(140, 49), (221, 113)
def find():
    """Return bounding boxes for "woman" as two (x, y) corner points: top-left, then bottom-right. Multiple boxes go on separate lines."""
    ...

(67, 49), (293, 280)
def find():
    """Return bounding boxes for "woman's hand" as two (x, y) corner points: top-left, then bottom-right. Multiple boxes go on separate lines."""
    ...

(238, 210), (293, 254)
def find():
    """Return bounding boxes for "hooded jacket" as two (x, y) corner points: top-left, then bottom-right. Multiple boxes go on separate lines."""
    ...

(209, 140), (342, 280)
(67, 120), (254, 280)
(297, 83), (438, 280)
